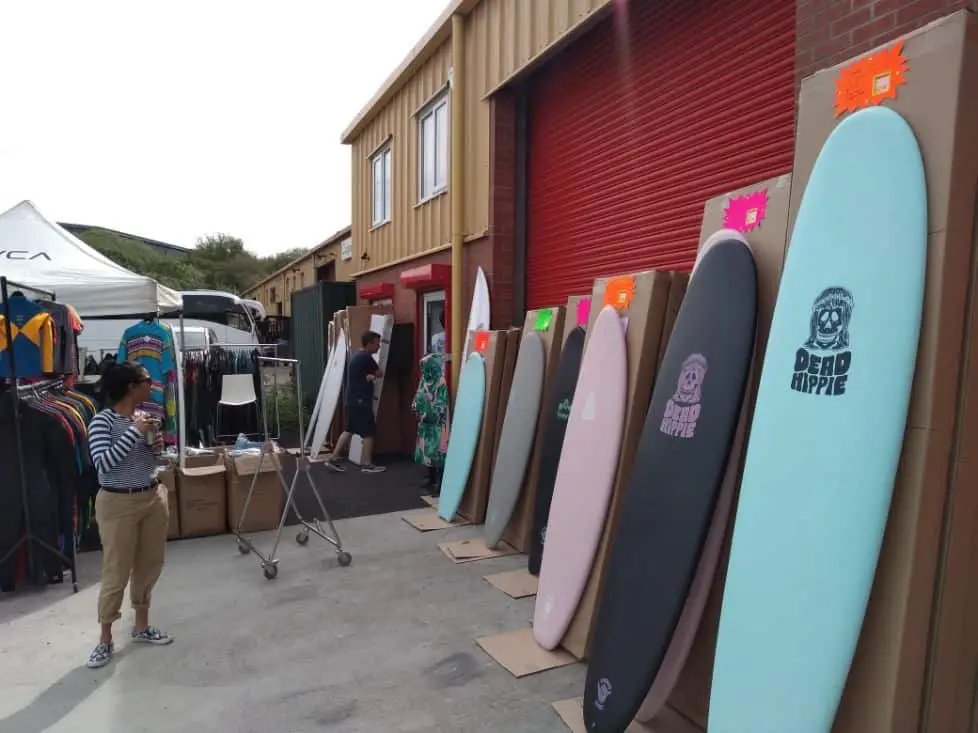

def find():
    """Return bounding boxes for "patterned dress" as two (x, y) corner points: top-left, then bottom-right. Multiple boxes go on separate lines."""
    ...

(413, 353), (449, 468)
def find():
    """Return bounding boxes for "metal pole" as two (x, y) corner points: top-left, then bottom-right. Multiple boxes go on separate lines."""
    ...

(450, 13), (466, 395)
(178, 313), (187, 468)
(1, 277), (36, 582)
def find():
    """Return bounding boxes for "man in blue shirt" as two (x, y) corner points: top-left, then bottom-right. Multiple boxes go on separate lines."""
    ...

(326, 331), (386, 474)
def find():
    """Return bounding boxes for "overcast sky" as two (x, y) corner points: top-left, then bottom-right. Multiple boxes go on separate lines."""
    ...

(0, 0), (448, 256)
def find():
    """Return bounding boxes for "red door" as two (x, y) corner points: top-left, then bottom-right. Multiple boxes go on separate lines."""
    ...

(526, 0), (796, 309)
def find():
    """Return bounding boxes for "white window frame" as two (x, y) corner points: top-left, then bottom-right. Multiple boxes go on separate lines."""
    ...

(422, 290), (447, 354)
(418, 92), (449, 203)
(371, 144), (392, 228)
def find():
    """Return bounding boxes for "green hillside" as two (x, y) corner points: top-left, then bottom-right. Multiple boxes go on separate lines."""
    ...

(71, 226), (307, 295)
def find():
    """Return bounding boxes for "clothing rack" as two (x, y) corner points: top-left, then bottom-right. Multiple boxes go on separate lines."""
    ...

(0, 276), (79, 592)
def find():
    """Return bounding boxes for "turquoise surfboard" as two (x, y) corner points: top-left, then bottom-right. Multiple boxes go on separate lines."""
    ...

(438, 353), (487, 522)
(708, 106), (926, 732)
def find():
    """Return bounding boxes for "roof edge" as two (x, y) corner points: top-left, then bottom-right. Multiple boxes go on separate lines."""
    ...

(244, 225), (352, 294)
(340, 0), (480, 144)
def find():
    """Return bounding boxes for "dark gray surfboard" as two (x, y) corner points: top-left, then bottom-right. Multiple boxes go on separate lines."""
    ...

(582, 239), (757, 732)
(527, 326), (586, 576)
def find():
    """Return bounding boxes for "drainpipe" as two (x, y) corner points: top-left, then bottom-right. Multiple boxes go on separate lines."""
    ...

(450, 12), (466, 394)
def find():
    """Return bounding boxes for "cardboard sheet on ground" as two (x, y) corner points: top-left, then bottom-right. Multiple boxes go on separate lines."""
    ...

(401, 508), (469, 532)
(484, 569), (538, 598)
(476, 628), (576, 677)
(437, 538), (517, 563)
(552, 698), (700, 733)
(421, 495), (438, 509)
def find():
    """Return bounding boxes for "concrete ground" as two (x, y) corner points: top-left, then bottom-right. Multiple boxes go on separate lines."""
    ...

(0, 512), (587, 733)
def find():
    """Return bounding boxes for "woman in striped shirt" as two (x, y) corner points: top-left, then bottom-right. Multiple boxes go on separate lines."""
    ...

(86, 361), (173, 669)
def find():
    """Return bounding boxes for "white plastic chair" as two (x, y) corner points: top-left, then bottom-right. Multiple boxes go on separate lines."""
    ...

(216, 374), (259, 439)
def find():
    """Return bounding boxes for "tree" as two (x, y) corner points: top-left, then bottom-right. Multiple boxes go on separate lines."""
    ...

(76, 228), (311, 295)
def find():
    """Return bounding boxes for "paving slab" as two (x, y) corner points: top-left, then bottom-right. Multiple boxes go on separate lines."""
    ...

(0, 512), (584, 733)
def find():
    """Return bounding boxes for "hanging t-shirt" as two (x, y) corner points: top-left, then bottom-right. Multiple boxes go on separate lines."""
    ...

(0, 294), (56, 378)
(118, 320), (178, 442)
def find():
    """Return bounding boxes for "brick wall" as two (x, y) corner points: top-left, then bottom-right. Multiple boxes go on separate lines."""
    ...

(797, 0), (976, 82)
(488, 89), (517, 329)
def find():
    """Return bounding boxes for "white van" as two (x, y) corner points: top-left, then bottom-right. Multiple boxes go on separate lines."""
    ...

(78, 290), (261, 359)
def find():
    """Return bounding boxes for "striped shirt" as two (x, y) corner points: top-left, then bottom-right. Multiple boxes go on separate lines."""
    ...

(88, 409), (157, 489)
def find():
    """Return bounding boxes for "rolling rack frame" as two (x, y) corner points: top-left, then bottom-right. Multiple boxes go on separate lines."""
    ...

(232, 355), (351, 579)
(0, 276), (79, 593)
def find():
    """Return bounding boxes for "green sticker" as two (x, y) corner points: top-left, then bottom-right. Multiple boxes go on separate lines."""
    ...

(533, 308), (554, 332)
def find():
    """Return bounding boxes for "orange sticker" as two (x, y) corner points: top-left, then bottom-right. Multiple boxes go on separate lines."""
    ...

(603, 276), (636, 311)
(834, 40), (908, 118)
(474, 331), (490, 354)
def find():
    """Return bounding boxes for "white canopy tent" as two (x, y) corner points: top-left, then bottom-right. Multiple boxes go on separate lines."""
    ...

(0, 200), (183, 317)
(0, 199), (189, 466)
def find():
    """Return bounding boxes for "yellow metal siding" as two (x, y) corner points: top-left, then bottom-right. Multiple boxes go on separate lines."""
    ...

(245, 240), (350, 317)
(346, 0), (611, 273)
(351, 42), (456, 273)
(467, 0), (610, 95)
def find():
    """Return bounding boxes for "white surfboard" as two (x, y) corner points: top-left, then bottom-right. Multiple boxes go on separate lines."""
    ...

(309, 328), (348, 459)
(461, 267), (491, 361)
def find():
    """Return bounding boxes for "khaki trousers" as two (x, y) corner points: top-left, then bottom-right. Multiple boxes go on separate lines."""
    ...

(95, 484), (169, 625)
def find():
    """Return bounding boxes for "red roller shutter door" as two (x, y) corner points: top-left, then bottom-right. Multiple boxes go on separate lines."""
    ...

(526, 0), (796, 309)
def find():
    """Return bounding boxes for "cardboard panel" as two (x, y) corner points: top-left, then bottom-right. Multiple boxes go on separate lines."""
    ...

(560, 269), (672, 659)
(922, 173), (978, 732)
(177, 453), (227, 538)
(485, 569), (539, 599)
(226, 452), (284, 534)
(787, 15), (978, 733)
(157, 465), (180, 541)
(490, 328), (522, 470)
(564, 294), (593, 348)
(657, 273), (689, 374)
(501, 306), (567, 552)
(477, 628), (577, 677)
(665, 173), (794, 727)
(458, 330), (509, 524)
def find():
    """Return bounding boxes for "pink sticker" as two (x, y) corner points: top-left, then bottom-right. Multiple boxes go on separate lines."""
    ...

(660, 353), (708, 439)
(723, 189), (769, 233)
(577, 297), (591, 327)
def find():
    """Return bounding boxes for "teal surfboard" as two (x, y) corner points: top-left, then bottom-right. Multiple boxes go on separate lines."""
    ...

(438, 353), (487, 522)
(709, 106), (926, 732)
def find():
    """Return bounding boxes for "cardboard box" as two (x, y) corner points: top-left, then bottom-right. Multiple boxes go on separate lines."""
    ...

(501, 306), (567, 552)
(665, 173), (794, 728)
(560, 269), (673, 659)
(787, 14), (978, 733)
(458, 330), (510, 524)
(157, 465), (180, 541)
(226, 451), (285, 533)
(177, 453), (228, 538)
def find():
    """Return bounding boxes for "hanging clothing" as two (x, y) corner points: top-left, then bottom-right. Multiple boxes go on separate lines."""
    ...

(181, 347), (262, 446)
(0, 294), (56, 378)
(37, 300), (84, 377)
(117, 321), (178, 444)
(0, 383), (95, 590)
(413, 353), (449, 469)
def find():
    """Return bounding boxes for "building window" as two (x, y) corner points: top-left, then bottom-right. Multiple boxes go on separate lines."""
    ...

(270, 286), (277, 303)
(371, 145), (392, 227)
(418, 93), (448, 202)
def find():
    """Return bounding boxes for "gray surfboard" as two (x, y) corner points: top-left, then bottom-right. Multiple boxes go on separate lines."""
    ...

(484, 331), (546, 548)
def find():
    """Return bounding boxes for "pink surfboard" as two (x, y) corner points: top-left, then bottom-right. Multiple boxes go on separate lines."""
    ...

(636, 229), (754, 722)
(533, 304), (628, 651)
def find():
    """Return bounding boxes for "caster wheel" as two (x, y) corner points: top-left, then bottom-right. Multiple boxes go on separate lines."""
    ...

(337, 552), (352, 567)
(296, 531), (310, 546)
(263, 564), (279, 580)
(237, 541), (251, 555)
